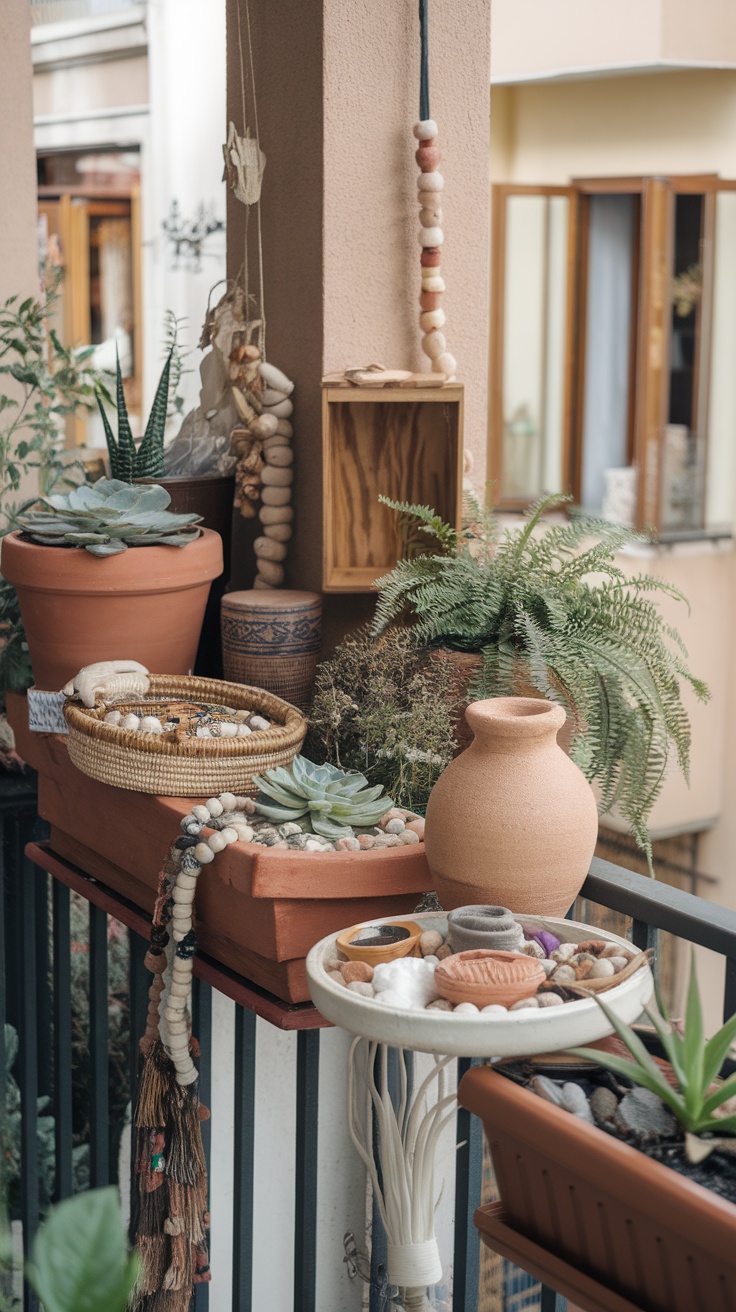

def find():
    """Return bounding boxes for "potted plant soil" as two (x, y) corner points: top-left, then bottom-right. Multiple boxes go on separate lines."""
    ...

(459, 956), (736, 1312)
(1, 479), (222, 691)
(373, 494), (708, 862)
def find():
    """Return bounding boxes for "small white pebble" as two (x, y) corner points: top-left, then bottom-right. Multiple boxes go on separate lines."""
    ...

(195, 726), (212, 737)
(453, 1002), (480, 1015)
(422, 955), (439, 967)
(551, 943), (578, 963)
(384, 818), (405, 834)
(139, 716), (163, 734)
(207, 832), (226, 853)
(384, 835), (401, 847)
(606, 956), (629, 973)
(540, 960), (557, 977)
(249, 715), (270, 731)
(279, 822), (303, 837)
(400, 830), (420, 845)
(219, 827), (239, 845)
(325, 957), (343, 973)
(305, 840), (322, 851)
(104, 710), (122, 725)
(237, 724), (252, 736)
(206, 798), (224, 818)
(481, 1004), (508, 1015)
(220, 793), (237, 811)
(327, 970), (346, 987)
(347, 981), (374, 997)
(192, 805), (210, 822)
(510, 997), (540, 1010)
(194, 842), (215, 864)
(537, 993), (565, 1007)
(219, 722), (238, 737)
(120, 713), (141, 731)
(589, 958), (615, 978)
(551, 964), (576, 983)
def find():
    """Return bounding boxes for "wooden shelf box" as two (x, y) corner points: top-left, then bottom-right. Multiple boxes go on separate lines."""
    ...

(322, 380), (464, 592)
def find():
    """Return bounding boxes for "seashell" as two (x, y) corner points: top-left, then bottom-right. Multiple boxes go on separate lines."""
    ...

(422, 330), (447, 359)
(576, 940), (608, 956)
(259, 504), (294, 525)
(573, 960), (593, 980)
(421, 275), (446, 294)
(264, 522), (293, 543)
(417, 171), (444, 192)
(435, 949), (545, 1009)
(264, 445), (293, 467)
(261, 464), (293, 487)
(550, 964), (576, 983)
(418, 227), (444, 248)
(257, 559), (285, 586)
(551, 943), (578, 963)
(436, 351), (457, 378)
(261, 485), (292, 506)
(522, 940), (546, 959)
(63, 659), (150, 708)
(259, 361), (294, 395)
(602, 942), (634, 960)
(419, 207), (443, 227)
(263, 397), (293, 419)
(420, 309), (446, 331)
(383, 817), (405, 834)
(255, 536), (288, 562)
(416, 144), (442, 171)
(250, 413), (278, 438)
(420, 248), (442, 267)
(139, 716), (163, 734)
(413, 118), (438, 140)
(420, 291), (442, 311)
(120, 713), (141, 731)
(274, 419), (294, 438)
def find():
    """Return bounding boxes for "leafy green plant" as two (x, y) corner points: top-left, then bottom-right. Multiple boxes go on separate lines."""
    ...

(252, 755), (393, 839)
(17, 478), (201, 556)
(372, 494), (708, 860)
(26, 1188), (137, 1312)
(163, 311), (192, 420)
(307, 625), (457, 813)
(97, 349), (172, 482)
(567, 951), (736, 1147)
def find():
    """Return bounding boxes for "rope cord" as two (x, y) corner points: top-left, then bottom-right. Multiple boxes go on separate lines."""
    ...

(419, 0), (430, 121)
(235, 0), (267, 358)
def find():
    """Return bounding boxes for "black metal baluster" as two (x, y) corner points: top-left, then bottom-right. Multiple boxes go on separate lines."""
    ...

(540, 1286), (568, 1311)
(232, 1006), (256, 1312)
(52, 880), (73, 1201)
(128, 931), (148, 1193)
(723, 956), (736, 1023)
(631, 918), (658, 953)
(19, 852), (39, 1312)
(34, 871), (51, 1103)
(88, 902), (109, 1187)
(0, 815), (6, 1170)
(453, 1057), (482, 1312)
(294, 1029), (320, 1312)
(192, 977), (212, 1312)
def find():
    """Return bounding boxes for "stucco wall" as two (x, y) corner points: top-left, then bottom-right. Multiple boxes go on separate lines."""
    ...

(0, 0), (39, 306)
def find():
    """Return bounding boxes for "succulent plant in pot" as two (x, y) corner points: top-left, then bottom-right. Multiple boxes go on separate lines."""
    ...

(15, 479), (202, 556)
(97, 350), (172, 482)
(252, 755), (394, 840)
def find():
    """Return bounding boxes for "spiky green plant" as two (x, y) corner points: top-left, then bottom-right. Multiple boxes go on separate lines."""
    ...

(97, 348), (172, 481)
(567, 951), (736, 1151)
(252, 755), (394, 840)
(17, 478), (201, 556)
(372, 494), (708, 862)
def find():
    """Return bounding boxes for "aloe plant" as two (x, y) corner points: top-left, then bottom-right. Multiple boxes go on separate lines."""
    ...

(16, 478), (201, 556)
(97, 348), (172, 481)
(252, 755), (394, 840)
(567, 951), (736, 1146)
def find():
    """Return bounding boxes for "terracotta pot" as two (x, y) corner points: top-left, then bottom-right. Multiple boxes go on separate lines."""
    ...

(460, 1067), (736, 1312)
(221, 589), (322, 709)
(1, 529), (223, 692)
(424, 696), (598, 916)
(431, 648), (575, 755)
(336, 919), (423, 965)
(434, 948), (545, 1008)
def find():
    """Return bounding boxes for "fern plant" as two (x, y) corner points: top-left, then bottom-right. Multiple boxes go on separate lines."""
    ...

(97, 348), (172, 482)
(373, 494), (708, 860)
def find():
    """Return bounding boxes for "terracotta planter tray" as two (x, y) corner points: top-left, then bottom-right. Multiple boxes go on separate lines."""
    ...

(307, 912), (653, 1055)
(9, 696), (430, 1003)
(459, 1067), (736, 1312)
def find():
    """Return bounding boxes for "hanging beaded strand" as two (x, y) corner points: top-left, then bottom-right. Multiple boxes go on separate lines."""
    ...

(415, 0), (456, 381)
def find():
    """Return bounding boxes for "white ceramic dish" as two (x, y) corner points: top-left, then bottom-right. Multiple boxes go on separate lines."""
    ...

(306, 912), (653, 1057)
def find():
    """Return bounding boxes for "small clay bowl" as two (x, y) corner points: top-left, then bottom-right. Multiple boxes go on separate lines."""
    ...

(336, 920), (423, 965)
(435, 949), (545, 1008)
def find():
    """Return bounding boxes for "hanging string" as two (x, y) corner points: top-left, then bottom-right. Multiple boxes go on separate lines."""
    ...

(419, 0), (430, 121)
(235, 0), (267, 358)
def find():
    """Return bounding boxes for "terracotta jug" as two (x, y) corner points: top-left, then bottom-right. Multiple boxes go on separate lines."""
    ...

(423, 696), (598, 916)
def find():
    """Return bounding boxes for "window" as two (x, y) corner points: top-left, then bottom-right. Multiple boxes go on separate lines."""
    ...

(489, 175), (736, 533)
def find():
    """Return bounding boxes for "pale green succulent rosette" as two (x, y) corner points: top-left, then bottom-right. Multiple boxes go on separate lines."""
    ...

(16, 478), (202, 556)
(252, 755), (394, 840)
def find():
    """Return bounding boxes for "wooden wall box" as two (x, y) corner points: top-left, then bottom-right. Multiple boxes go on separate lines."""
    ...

(322, 379), (464, 591)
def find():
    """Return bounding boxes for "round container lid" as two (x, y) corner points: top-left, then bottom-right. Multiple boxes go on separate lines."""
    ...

(222, 589), (322, 610)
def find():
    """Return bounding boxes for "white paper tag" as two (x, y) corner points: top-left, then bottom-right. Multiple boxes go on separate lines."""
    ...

(27, 688), (68, 734)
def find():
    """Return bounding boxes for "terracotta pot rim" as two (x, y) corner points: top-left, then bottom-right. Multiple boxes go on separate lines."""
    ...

(1, 527), (223, 594)
(466, 696), (566, 736)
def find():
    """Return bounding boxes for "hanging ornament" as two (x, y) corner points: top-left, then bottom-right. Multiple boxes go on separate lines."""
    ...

(414, 0), (456, 381)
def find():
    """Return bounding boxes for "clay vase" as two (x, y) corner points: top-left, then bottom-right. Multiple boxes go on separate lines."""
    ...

(423, 696), (598, 916)
(1, 529), (223, 692)
(221, 589), (322, 710)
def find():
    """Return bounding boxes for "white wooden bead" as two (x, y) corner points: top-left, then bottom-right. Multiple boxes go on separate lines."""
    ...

(257, 559), (285, 586)
(264, 445), (293, 467)
(237, 724), (252, 736)
(172, 928), (186, 941)
(259, 361), (294, 395)
(168, 981), (190, 998)
(219, 826), (239, 844)
(104, 710), (122, 725)
(419, 208), (443, 227)
(120, 714), (141, 731)
(418, 190), (444, 208)
(274, 419), (293, 438)
(421, 275), (446, 293)
(219, 792), (237, 811)
(207, 832), (226, 853)
(218, 722), (238, 737)
(417, 171), (444, 192)
(194, 843), (215, 864)
(176, 874), (198, 891)
(436, 351), (458, 377)
(422, 330), (447, 360)
(263, 397), (293, 419)
(192, 805), (210, 822)
(177, 1067), (198, 1086)
(255, 537), (288, 562)
(171, 904), (192, 919)
(262, 387), (289, 407)
(166, 1020), (189, 1035)
(420, 309), (446, 331)
(261, 464), (293, 487)
(140, 716), (163, 734)
(173, 886), (196, 905)
(206, 798), (224, 817)
(249, 413), (278, 438)
(418, 227), (444, 248)
(413, 119), (438, 140)
(264, 523), (293, 542)
(232, 823), (255, 842)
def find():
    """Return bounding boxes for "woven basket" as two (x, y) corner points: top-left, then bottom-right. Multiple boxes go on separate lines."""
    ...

(64, 675), (307, 797)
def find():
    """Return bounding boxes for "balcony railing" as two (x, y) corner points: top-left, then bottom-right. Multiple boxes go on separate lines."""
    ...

(29, 0), (140, 27)
(3, 774), (736, 1312)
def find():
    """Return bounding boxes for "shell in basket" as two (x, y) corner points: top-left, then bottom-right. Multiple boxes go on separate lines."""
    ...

(64, 673), (307, 796)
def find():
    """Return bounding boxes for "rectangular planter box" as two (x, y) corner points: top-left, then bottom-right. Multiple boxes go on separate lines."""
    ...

(459, 1066), (736, 1312)
(9, 698), (431, 1003)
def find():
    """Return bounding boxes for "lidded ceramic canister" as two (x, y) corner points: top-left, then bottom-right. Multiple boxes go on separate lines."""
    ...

(424, 697), (598, 916)
(220, 589), (322, 710)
